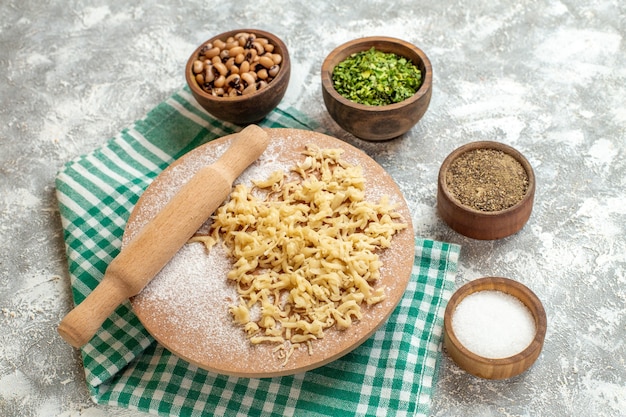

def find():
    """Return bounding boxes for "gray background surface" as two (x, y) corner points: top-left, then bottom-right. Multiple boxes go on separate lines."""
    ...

(1, 1), (624, 416)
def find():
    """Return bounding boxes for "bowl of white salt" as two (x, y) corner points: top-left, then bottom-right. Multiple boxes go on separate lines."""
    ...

(443, 277), (547, 379)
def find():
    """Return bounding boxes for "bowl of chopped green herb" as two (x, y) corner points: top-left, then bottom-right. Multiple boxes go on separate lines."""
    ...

(321, 36), (432, 141)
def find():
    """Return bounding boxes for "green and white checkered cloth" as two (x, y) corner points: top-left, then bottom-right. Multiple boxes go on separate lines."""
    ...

(56, 86), (460, 417)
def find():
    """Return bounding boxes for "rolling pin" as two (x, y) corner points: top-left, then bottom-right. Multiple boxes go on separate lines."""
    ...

(58, 124), (270, 348)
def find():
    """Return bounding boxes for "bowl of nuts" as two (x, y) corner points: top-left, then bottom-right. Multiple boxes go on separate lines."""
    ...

(321, 36), (432, 141)
(186, 29), (291, 124)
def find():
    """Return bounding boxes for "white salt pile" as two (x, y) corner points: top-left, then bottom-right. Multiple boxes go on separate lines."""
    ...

(452, 290), (536, 359)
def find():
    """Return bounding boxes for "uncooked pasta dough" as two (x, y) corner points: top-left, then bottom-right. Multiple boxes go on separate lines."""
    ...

(191, 145), (407, 359)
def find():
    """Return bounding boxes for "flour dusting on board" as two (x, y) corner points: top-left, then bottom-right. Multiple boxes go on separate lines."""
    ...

(135, 242), (249, 352)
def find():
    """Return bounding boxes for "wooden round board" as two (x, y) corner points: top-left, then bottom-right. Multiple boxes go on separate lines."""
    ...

(124, 128), (415, 377)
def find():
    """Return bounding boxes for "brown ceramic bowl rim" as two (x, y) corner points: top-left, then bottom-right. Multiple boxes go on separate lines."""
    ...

(438, 141), (535, 217)
(185, 28), (290, 103)
(321, 36), (432, 112)
(444, 277), (547, 367)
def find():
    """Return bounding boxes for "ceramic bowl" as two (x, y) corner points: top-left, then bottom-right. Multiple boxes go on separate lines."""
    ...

(185, 29), (291, 124)
(443, 277), (547, 380)
(437, 141), (535, 240)
(321, 36), (432, 141)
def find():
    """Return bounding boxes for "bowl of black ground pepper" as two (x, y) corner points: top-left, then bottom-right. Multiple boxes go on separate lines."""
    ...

(437, 141), (535, 240)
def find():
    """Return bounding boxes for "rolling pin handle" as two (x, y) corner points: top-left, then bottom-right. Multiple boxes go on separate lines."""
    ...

(57, 276), (129, 348)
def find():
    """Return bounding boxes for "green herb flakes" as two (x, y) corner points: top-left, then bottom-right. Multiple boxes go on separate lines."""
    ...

(332, 47), (423, 106)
